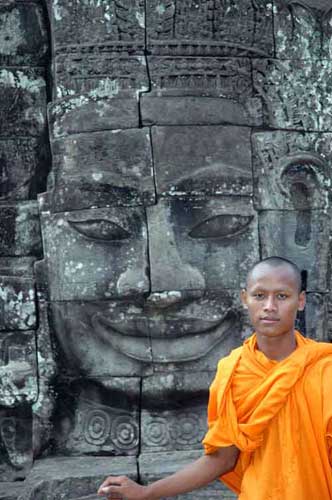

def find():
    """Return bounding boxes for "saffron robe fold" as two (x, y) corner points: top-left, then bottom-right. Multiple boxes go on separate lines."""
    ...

(203, 331), (332, 499)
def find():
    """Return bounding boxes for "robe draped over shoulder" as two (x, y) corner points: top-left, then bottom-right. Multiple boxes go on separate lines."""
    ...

(202, 331), (332, 500)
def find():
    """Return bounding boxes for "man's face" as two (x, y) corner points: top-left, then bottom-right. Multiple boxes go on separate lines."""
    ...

(241, 264), (306, 338)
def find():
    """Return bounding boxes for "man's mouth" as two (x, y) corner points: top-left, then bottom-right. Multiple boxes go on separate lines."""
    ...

(260, 317), (280, 323)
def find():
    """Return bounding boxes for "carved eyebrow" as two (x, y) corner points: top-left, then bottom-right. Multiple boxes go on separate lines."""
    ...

(172, 163), (248, 187)
(68, 219), (130, 241)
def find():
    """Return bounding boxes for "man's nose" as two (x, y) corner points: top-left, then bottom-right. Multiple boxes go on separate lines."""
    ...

(263, 296), (277, 311)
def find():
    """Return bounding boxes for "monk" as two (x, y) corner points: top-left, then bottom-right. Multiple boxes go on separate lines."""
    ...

(98, 256), (332, 499)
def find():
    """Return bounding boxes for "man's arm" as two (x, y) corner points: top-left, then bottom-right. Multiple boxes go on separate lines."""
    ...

(97, 445), (239, 500)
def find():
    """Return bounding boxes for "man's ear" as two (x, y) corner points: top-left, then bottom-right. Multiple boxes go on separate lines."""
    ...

(241, 289), (248, 309)
(298, 291), (306, 311)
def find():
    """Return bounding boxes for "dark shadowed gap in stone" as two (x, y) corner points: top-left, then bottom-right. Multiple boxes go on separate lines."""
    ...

(301, 270), (308, 292)
(290, 183), (312, 247)
(296, 270), (307, 335)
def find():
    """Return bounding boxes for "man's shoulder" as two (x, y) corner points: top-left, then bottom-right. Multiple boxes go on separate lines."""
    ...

(215, 345), (243, 377)
(300, 342), (332, 390)
(306, 344), (332, 370)
(217, 345), (243, 365)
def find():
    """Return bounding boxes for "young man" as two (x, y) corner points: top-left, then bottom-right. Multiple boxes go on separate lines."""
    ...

(98, 257), (332, 499)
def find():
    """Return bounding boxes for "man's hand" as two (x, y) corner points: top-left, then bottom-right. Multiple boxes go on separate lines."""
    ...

(97, 476), (148, 500)
(97, 446), (239, 500)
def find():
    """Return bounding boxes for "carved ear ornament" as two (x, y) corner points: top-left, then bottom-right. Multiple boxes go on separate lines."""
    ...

(285, 0), (332, 34)
(277, 152), (327, 203)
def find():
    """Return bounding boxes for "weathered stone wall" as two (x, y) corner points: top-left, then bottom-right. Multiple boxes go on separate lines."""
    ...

(0, 1), (331, 498)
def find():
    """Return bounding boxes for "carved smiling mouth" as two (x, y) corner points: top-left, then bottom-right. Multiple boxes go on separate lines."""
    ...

(92, 310), (236, 363)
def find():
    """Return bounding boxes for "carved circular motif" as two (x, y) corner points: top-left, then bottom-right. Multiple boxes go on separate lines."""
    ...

(84, 410), (111, 445)
(111, 415), (139, 451)
(0, 417), (16, 447)
(143, 416), (170, 447)
(170, 413), (203, 445)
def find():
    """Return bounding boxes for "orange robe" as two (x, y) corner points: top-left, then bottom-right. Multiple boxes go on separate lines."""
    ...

(203, 331), (332, 499)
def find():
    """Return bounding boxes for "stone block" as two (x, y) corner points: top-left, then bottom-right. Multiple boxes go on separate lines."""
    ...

(142, 57), (262, 126)
(48, 95), (140, 140)
(303, 293), (328, 341)
(0, 482), (25, 500)
(141, 56), (263, 126)
(147, 57), (254, 98)
(0, 406), (33, 481)
(49, 287), (248, 376)
(147, 198), (259, 291)
(0, 275), (36, 331)
(273, 0), (332, 60)
(146, 0), (273, 57)
(0, 68), (47, 137)
(253, 59), (332, 131)
(0, 329), (37, 406)
(52, 377), (140, 456)
(142, 289), (248, 368)
(19, 456), (137, 500)
(252, 131), (332, 210)
(141, 372), (212, 453)
(0, 1), (48, 66)
(49, 0), (145, 52)
(0, 258), (38, 410)
(49, 300), (153, 378)
(54, 54), (149, 99)
(139, 450), (236, 499)
(151, 126), (253, 198)
(259, 210), (330, 292)
(50, 128), (155, 211)
(0, 138), (46, 202)
(40, 205), (149, 301)
(0, 257), (35, 278)
(32, 297), (57, 458)
(141, 95), (262, 127)
(0, 202), (42, 257)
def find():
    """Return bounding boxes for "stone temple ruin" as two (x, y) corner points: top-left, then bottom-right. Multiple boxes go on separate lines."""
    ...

(0, 0), (331, 498)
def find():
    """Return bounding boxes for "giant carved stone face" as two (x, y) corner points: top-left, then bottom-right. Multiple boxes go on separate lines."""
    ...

(40, 123), (259, 378)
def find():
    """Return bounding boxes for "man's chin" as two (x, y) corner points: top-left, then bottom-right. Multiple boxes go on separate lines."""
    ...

(255, 326), (292, 338)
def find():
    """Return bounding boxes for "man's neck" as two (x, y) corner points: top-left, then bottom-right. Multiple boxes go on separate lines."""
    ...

(255, 330), (297, 361)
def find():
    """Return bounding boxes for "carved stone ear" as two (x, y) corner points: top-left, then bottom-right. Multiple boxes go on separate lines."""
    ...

(322, 7), (332, 36)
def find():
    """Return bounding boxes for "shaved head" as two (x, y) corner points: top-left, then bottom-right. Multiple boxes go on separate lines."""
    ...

(246, 257), (302, 293)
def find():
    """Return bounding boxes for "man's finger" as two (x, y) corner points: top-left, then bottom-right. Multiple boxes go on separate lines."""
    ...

(98, 477), (123, 493)
(99, 485), (122, 495)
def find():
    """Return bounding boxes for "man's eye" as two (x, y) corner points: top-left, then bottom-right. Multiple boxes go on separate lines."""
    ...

(254, 294), (264, 300)
(189, 215), (253, 239)
(277, 294), (287, 300)
(68, 219), (130, 241)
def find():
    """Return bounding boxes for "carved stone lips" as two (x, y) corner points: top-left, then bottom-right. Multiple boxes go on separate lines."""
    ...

(95, 313), (226, 338)
(93, 310), (236, 363)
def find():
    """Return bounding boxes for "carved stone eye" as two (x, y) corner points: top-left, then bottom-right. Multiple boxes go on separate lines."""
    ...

(68, 219), (130, 241)
(189, 215), (253, 239)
